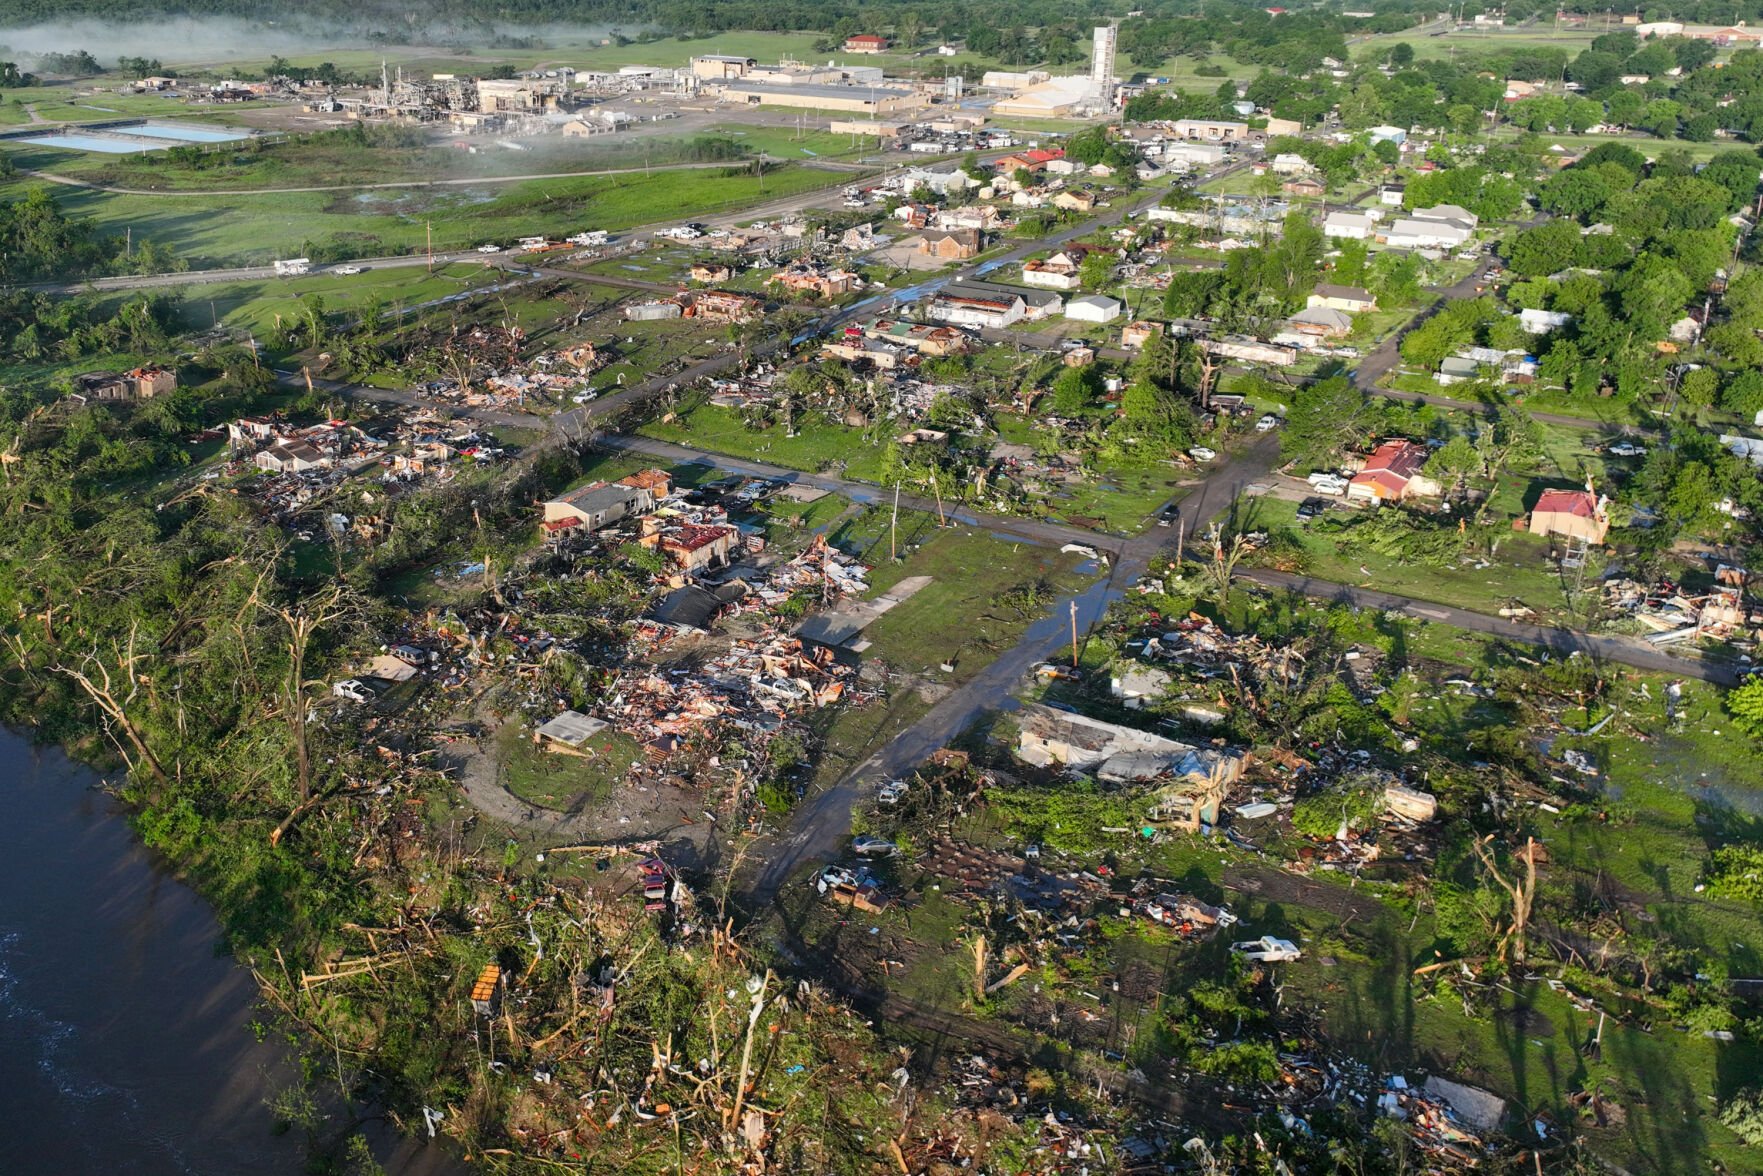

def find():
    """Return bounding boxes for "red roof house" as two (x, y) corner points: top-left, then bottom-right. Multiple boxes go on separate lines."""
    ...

(1347, 440), (1439, 502)
(1529, 483), (1610, 544)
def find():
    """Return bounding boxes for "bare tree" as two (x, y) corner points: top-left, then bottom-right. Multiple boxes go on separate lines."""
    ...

(54, 625), (166, 783)
(1471, 834), (1540, 965)
(1202, 520), (1253, 605)
(260, 580), (358, 835)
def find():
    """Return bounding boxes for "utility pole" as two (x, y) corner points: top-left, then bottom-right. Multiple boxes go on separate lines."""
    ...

(890, 482), (900, 560)
(1069, 600), (1080, 668)
(426, 221), (433, 272)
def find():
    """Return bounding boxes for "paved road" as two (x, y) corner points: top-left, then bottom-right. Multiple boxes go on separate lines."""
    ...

(596, 433), (1133, 550)
(1237, 569), (1738, 685)
(18, 158), (770, 198)
(742, 432), (1286, 907)
(1351, 257), (1494, 394)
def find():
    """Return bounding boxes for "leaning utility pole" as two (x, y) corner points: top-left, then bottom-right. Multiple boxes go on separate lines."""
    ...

(1069, 600), (1080, 668)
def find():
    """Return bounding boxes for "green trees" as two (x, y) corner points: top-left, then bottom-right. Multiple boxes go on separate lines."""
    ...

(1049, 363), (1103, 416)
(1507, 220), (1582, 278)
(1078, 250), (1115, 291)
(1398, 297), (1501, 373)
(1724, 678), (1763, 740)
(1282, 375), (1373, 468)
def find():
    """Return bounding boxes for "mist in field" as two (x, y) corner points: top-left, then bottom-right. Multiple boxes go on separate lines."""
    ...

(0, 18), (640, 71)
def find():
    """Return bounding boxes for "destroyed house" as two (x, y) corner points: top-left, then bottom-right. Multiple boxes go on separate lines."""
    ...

(866, 319), (971, 355)
(658, 523), (738, 572)
(255, 440), (329, 474)
(688, 291), (762, 323)
(617, 468), (673, 498)
(72, 365), (177, 403)
(771, 265), (860, 298)
(646, 582), (747, 631)
(1015, 704), (1244, 791)
(542, 480), (654, 534)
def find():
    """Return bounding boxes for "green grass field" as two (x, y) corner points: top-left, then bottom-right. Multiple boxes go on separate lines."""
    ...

(199, 31), (836, 79)
(1248, 493), (1588, 623)
(132, 262), (504, 334)
(1352, 23), (1603, 64)
(1492, 127), (1735, 163)
(707, 124), (873, 160)
(0, 163), (843, 266)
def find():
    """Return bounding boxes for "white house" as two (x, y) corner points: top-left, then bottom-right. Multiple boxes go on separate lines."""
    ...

(1413, 203), (1479, 229)
(1270, 152), (1313, 175)
(1323, 211), (1375, 240)
(1065, 294), (1123, 323)
(1384, 216), (1473, 250)
(1162, 141), (1227, 169)
(1308, 283), (1377, 313)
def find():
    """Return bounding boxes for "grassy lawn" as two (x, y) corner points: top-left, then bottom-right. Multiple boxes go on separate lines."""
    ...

(16, 92), (241, 122)
(121, 262), (503, 334)
(11, 127), (795, 193)
(1136, 53), (1264, 89)
(0, 164), (842, 266)
(495, 721), (643, 811)
(1044, 458), (1186, 532)
(640, 402), (890, 481)
(643, 404), (1186, 534)
(1508, 385), (1647, 427)
(1354, 24), (1603, 63)
(1490, 126), (1733, 164)
(707, 124), (873, 160)
(830, 509), (1096, 685)
(1249, 494), (1587, 623)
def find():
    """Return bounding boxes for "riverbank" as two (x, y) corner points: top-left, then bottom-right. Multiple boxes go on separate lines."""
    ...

(0, 727), (455, 1174)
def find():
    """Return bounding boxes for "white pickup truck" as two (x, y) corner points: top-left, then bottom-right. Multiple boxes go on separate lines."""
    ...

(1231, 936), (1302, 962)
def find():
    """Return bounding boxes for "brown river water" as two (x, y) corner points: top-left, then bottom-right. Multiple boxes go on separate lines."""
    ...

(0, 728), (455, 1174)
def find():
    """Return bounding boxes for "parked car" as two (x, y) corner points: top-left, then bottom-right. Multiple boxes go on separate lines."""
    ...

(476, 243), (503, 253)
(1157, 504), (1181, 527)
(852, 836), (899, 857)
(332, 679), (372, 703)
(1231, 936), (1302, 962)
(877, 780), (908, 806)
(1307, 471), (1349, 495)
(1296, 496), (1329, 522)
(1608, 441), (1648, 457)
(1255, 414), (1281, 432)
(332, 264), (363, 275)
(1188, 446), (1218, 462)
